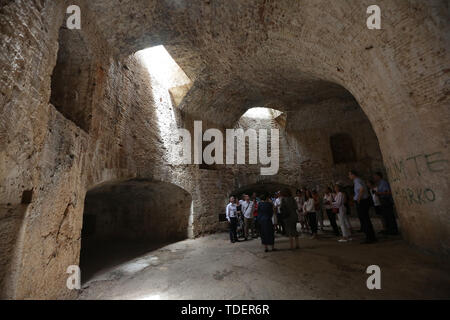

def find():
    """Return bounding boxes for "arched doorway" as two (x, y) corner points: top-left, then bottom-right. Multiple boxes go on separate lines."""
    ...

(79, 179), (192, 283)
(231, 182), (297, 198)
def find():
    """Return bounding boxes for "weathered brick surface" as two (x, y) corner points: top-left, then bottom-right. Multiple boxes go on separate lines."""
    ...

(0, 0), (448, 299)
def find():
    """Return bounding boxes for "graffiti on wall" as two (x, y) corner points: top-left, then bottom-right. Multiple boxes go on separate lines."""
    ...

(394, 187), (436, 206)
(386, 151), (448, 206)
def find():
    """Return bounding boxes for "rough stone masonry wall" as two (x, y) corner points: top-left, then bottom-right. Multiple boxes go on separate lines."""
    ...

(0, 0), (182, 299)
(230, 98), (385, 192)
(171, 0), (450, 257)
(83, 180), (192, 243)
(0, 0), (449, 300)
(182, 97), (386, 236)
(0, 0), (78, 299)
(0, 0), (233, 299)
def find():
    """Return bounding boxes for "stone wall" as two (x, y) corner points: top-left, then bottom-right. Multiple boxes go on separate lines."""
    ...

(82, 180), (192, 242)
(230, 98), (384, 190)
(0, 0), (448, 299)
(0, 1), (231, 298)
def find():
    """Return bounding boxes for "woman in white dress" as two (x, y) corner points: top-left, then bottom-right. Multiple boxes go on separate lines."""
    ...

(332, 184), (352, 242)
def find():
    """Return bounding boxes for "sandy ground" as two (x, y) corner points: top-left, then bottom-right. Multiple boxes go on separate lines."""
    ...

(78, 220), (450, 300)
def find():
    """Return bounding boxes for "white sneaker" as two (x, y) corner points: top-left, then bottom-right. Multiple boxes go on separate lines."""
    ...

(338, 239), (348, 242)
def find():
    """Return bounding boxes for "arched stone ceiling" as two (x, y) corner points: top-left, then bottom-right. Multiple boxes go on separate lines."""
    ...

(83, 0), (436, 125)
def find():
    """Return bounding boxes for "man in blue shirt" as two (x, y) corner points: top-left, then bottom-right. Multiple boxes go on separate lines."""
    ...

(374, 172), (399, 235)
(349, 170), (377, 243)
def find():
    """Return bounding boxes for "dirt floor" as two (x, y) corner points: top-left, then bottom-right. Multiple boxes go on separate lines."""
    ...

(78, 219), (450, 300)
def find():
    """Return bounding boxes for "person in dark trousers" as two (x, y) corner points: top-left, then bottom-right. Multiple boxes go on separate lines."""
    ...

(295, 189), (308, 232)
(281, 189), (300, 250)
(241, 194), (254, 241)
(274, 191), (285, 235)
(368, 180), (387, 234)
(257, 193), (276, 252)
(312, 190), (324, 231)
(304, 190), (318, 239)
(226, 196), (239, 243)
(236, 196), (244, 239)
(251, 193), (260, 238)
(373, 172), (399, 235)
(349, 170), (377, 244)
(324, 187), (340, 236)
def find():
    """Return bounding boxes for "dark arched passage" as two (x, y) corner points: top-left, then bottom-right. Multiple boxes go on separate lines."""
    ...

(79, 179), (192, 283)
(231, 182), (298, 198)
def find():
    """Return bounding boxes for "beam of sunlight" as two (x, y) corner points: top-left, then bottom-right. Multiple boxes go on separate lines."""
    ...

(137, 294), (162, 300)
(136, 45), (191, 90)
(136, 45), (195, 238)
(242, 107), (283, 119)
(135, 46), (190, 166)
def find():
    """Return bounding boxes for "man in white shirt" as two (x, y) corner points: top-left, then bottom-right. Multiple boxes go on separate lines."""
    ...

(241, 194), (254, 240)
(226, 196), (239, 243)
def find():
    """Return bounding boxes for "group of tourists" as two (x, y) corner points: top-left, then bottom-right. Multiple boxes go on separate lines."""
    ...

(225, 170), (399, 252)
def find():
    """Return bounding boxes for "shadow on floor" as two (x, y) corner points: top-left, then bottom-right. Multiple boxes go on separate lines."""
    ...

(79, 238), (172, 284)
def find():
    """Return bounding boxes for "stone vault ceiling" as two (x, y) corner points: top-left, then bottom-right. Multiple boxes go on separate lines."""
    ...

(84, 0), (384, 124)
